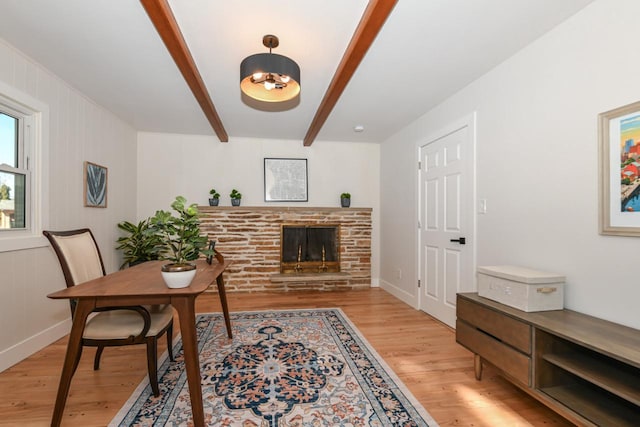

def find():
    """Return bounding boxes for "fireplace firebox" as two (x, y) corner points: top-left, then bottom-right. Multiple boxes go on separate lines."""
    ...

(280, 224), (340, 274)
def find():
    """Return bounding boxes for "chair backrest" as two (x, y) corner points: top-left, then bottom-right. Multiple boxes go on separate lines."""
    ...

(43, 229), (106, 288)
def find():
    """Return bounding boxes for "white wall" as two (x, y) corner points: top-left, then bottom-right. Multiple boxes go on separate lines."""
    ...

(380, 0), (640, 329)
(0, 39), (137, 371)
(137, 133), (381, 284)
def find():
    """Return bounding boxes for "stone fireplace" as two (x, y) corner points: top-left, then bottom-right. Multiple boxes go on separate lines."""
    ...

(198, 207), (371, 291)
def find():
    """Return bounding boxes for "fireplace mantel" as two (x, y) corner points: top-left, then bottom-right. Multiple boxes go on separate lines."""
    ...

(200, 206), (371, 213)
(199, 206), (372, 292)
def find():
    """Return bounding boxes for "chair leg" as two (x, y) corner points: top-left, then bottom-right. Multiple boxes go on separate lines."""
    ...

(94, 346), (105, 370)
(146, 338), (160, 397)
(167, 321), (174, 362)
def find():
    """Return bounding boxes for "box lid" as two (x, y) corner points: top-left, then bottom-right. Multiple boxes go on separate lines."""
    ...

(477, 265), (565, 284)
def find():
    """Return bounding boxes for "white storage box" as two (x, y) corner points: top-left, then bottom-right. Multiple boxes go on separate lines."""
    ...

(477, 265), (564, 312)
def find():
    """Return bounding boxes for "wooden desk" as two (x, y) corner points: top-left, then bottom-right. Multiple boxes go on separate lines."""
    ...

(47, 259), (231, 427)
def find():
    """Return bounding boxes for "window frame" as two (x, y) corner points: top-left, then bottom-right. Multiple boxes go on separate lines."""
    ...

(0, 106), (28, 231)
(0, 80), (49, 252)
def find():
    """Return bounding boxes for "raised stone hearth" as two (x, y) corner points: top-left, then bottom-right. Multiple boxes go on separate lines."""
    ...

(199, 207), (372, 292)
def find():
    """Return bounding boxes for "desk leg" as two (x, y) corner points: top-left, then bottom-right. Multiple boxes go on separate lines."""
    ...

(172, 296), (204, 427)
(51, 300), (93, 427)
(216, 273), (233, 339)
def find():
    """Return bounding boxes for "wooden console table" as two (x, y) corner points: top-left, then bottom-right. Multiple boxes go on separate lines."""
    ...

(456, 292), (640, 426)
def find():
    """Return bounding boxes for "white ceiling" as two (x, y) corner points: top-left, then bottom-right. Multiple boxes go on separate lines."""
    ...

(0, 0), (594, 144)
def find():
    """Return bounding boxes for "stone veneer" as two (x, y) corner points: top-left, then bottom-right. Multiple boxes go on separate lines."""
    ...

(199, 207), (372, 292)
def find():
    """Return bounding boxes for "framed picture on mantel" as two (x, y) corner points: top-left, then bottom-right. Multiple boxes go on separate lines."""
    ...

(264, 158), (308, 202)
(599, 100), (640, 236)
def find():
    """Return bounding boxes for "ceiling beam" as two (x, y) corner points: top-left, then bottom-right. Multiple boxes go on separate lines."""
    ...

(303, 0), (397, 146)
(140, 0), (228, 142)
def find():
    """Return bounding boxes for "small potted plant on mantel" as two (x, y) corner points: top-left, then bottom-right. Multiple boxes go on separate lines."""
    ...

(340, 192), (351, 208)
(149, 196), (212, 288)
(230, 189), (242, 206)
(208, 188), (220, 206)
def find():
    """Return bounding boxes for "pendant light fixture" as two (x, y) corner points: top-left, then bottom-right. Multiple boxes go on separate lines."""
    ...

(240, 35), (300, 103)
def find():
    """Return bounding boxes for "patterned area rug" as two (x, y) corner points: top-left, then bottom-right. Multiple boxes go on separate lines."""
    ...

(110, 309), (438, 426)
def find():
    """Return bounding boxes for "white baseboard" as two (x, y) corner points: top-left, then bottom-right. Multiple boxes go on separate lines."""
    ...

(379, 278), (419, 309)
(0, 318), (71, 372)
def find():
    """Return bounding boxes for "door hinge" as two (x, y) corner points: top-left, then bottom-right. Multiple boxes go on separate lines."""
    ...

(418, 161), (421, 170)
(418, 279), (421, 288)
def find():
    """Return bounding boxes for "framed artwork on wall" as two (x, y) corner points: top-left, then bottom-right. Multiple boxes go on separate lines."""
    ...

(84, 161), (108, 208)
(599, 100), (640, 235)
(264, 158), (308, 202)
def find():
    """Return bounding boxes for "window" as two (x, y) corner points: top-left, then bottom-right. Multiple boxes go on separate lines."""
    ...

(0, 109), (27, 230)
(0, 79), (48, 252)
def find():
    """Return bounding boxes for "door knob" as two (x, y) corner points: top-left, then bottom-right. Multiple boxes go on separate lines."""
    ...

(450, 237), (466, 245)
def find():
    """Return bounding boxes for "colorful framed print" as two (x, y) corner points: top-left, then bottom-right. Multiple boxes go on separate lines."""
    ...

(599, 100), (640, 235)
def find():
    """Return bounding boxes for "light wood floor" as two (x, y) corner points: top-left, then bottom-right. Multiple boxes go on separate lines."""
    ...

(0, 288), (572, 426)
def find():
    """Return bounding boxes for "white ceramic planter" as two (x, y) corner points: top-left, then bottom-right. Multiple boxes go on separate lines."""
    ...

(161, 263), (197, 288)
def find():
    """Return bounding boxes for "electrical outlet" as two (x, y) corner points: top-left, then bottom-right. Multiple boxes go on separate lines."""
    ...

(396, 268), (402, 280)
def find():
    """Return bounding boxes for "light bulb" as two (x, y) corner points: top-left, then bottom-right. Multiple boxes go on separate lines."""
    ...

(252, 72), (263, 80)
(264, 81), (276, 90)
(280, 75), (290, 83)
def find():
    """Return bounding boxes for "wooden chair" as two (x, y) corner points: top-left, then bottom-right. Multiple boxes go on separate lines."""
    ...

(43, 228), (174, 397)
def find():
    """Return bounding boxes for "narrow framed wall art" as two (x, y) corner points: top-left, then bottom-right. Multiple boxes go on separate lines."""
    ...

(84, 161), (108, 208)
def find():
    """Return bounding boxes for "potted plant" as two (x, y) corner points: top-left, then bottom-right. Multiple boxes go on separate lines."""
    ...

(208, 188), (221, 206)
(115, 219), (161, 269)
(340, 192), (351, 208)
(149, 196), (211, 288)
(230, 189), (242, 206)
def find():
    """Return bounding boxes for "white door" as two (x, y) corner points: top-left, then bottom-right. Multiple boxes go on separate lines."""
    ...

(418, 116), (475, 328)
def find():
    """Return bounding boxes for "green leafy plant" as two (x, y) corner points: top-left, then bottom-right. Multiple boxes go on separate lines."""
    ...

(149, 196), (211, 265)
(115, 219), (161, 269)
(230, 189), (242, 199)
(340, 192), (351, 199)
(209, 188), (220, 198)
